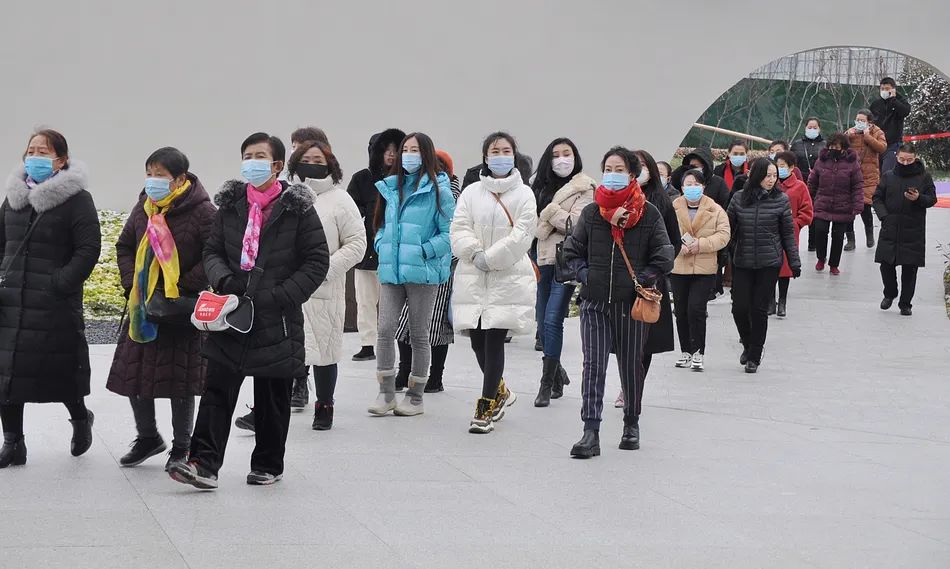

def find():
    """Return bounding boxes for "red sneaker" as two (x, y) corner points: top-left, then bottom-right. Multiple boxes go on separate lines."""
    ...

(830, 267), (841, 276)
(815, 260), (825, 271)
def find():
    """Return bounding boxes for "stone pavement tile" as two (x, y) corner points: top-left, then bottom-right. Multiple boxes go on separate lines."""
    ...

(0, 545), (188, 569)
(177, 544), (411, 569)
(884, 518), (950, 546)
(0, 510), (170, 548)
(287, 451), (473, 483)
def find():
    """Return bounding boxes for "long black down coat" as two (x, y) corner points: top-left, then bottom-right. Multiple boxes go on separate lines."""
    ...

(0, 162), (101, 403)
(872, 161), (937, 268)
(107, 174), (216, 399)
(203, 180), (329, 379)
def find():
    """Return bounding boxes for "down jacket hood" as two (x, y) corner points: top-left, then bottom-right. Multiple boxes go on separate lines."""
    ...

(214, 179), (316, 214)
(683, 146), (715, 176)
(5, 160), (89, 213)
(367, 128), (406, 179)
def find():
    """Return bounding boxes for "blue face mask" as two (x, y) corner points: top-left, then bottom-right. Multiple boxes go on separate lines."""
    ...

(683, 185), (703, 202)
(778, 167), (790, 180)
(487, 155), (515, 177)
(729, 155), (747, 168)
(24, 156), (54, 183)
(854, 120), (868, 132)
(144, 177), (172, 202)
(401, 153), (422, 174)
(241, 159), (274, 188)
(601, 172), (631, 191)
(805, 128), (820, 140)
(768, 153), (777, 161)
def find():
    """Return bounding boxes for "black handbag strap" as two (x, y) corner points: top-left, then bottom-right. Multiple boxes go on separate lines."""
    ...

(0, 212), (45, 285)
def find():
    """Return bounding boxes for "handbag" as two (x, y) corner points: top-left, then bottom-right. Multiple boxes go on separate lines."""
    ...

(0, 212), (45, 288)
(554, 216), (577, 284)
(613, 234), (662, 323)
(191, 259), (266, 334)
(489, 192), (540, 282)
(146, 289), (198, 326)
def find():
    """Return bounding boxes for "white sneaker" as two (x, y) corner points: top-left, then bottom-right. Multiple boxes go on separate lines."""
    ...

(691, 352), (704, 371)
(674, 352), (693, 368)
(614, 391), (625, 408)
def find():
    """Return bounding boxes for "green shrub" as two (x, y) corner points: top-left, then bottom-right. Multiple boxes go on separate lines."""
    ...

(84, 210), (127, 320)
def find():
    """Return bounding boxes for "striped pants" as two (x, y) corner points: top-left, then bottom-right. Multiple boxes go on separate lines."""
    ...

(579, 300), (648, 431)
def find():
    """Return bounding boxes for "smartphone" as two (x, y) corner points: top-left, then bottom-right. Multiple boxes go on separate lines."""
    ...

(681, 233), (696, 246)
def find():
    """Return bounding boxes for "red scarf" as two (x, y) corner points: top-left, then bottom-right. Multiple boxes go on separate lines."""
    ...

(594, 181), (647, 242)
(723, 162), (748, 191)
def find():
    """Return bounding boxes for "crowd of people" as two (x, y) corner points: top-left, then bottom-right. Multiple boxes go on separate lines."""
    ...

(0, 77), (938, 483)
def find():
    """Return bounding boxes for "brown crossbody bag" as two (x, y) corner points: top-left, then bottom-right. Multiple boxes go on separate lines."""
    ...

(611, 234), (662, 323)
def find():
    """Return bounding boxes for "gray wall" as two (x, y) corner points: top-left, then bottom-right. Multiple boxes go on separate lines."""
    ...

(2, 0), (948, 211)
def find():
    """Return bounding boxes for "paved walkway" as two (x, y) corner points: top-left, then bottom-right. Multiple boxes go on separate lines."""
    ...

(2, 211), (949, 569)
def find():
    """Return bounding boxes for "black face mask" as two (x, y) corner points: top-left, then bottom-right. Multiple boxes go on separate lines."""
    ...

(829, 149), (843, 160)
(296, 163), (330, 181)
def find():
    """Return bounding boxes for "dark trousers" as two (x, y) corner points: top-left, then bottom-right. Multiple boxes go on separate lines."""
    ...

(129, 396), (195, 450)
(813, 218), (849, 267)
(881, 142), (899, 175)
(880, 263), (919, 309)
(580, 300), (647, 430)
(397, 341), (449, 388)
(1, 399), (87, 435)
(776, 277), (790, 302)
(189, 362), (293, 476)
(671, 274), (716, 355)
(807, 221), (816, 250)
(851, 204), (874, 235)
(731, 267), (780, 363)
(469, 326), (508, 399)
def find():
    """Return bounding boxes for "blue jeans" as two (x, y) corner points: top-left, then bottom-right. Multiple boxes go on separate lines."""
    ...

(535, 264), (575, 359)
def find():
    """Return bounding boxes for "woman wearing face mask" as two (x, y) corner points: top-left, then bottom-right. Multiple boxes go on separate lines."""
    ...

(562, 147), (674, 458)
(530, 137), (594, 407)
(169, 132), (329, 490)
(770, 153), (813, 318)
(844, 109), (887, 251)
(368, 133), (455, 418)
(452, 132), (537, 433)
(107, 147), (215, 472)
(767, 141), (802, 181)
(670, 170), (730, 371)
(791, 118), (826, 252)
(393, 150), (461, 395)
(0, 129), (101, 469)
(727, 158), (801, 373)
(658, 161), (679, 199)
(288, 140), (366, 431)
(713, 140), (749, 192)
(808, 133), (864, 277)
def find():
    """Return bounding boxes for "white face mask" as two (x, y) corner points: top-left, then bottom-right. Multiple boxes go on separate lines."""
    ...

(659, 175), (669, 188)
(880, 89), (892, 100)
(551, 156), (575, 178)
(636, 170), (650, 185)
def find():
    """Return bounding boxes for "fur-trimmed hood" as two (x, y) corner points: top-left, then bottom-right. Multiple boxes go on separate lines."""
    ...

(5, 160), (89, 213)
(214, 180), (315, 214)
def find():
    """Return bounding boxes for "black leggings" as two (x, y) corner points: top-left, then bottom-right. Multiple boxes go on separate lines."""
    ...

(0, 399), (88, 436)
(777, 277), (790, 302)
(469, 327), (508, 399)
(312, 364), (338, 404)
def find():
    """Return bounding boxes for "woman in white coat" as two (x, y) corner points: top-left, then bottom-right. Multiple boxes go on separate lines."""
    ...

(290, 141), (366, 430)
(451, 132), (537, 434)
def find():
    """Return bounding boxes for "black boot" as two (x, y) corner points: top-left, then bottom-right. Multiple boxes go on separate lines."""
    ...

(777, 300), (787, 318)
(570, 430), (600, 459)
(290, 377), (309, 410)
(395, 341), (411, 392)
(866, 226), (875, 248)
(844, 231), (856, 251)
(352, 346), (376, 361)
(534, 357), (557, 407)
(0, 433), (26, 468)
(551, 360), (568, 399)
(425, 345), (446, 393)
(312, 403), (334, 431)
(69, 410), (94, 457)
(619, 424), (640, 450)
(534, 335), (543, 352)
(767, 299), (777, 316)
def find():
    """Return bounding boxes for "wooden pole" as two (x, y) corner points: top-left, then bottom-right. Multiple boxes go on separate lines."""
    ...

(692, 123), (773, 145)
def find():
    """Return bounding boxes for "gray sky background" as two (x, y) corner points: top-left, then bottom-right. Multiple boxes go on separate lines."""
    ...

(2, 0), (949, 211)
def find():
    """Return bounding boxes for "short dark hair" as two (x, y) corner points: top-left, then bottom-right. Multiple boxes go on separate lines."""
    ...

(769, 140), (789, 151)
(24, 129), (69, 165)
(880, 77), (897, 88)
(856, 108), (875, 122)
(805, 117), (821, 127)
(898, 143), (917, 154)
(600, 146), (642, 177)
(727, 139), (748, 153)
(287, 140), (343, 184)
(775, 151), (797, 168)
(146, 147), (190, 179)
(241, 132), (286, 162)
(682, 169), (706, 185)
(827, 132), (850, 150)
(291, 127), (329, 146)
(657, 161), (672, 176)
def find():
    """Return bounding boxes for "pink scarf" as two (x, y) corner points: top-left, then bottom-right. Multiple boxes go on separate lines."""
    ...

(240, 180), (282, 271)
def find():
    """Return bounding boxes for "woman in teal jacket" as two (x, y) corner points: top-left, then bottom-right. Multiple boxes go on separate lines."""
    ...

(367, 132), (455, 418)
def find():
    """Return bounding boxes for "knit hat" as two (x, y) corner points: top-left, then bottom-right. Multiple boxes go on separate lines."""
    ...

(435, 149), (454, 178)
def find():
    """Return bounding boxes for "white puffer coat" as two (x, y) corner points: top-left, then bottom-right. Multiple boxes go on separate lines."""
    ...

(450, 170), (537, 335)
(535, 172), (595, 266)
(301, 177), (367, 366)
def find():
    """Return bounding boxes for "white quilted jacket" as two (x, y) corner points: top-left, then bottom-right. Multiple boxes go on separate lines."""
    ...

(450, 170), (537, 335)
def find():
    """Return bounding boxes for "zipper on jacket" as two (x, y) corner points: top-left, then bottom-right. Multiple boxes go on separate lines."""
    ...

(608, 242), (615, 303)
(753, 198), (760, 268)
(282, 315), (288, 337)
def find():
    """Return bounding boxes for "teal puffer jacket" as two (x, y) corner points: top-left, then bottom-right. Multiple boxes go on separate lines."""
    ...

(374, 172), (455, 285)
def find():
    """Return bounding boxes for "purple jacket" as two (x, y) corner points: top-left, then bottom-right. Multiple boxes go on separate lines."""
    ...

(807, 148), (864, 223)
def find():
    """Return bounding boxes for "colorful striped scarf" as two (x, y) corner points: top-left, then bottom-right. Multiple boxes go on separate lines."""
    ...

(128, 180), (191, 343)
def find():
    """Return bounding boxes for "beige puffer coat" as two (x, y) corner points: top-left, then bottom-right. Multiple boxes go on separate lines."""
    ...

(535, 173), (595, 266)
(671, 195), (730, 275)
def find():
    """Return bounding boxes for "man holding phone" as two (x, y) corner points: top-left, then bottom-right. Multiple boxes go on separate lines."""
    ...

(872, 144), (937, 316)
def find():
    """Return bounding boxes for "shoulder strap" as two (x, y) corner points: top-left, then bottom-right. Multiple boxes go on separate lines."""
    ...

(490, 192), (514, 227)
(612, 233), (645, 294)
(0, 212), (45, 285)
